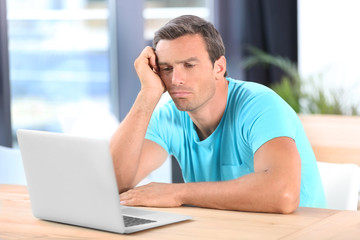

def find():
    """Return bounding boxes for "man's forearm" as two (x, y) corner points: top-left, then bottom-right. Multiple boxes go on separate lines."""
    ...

(110, 90), (162, 192)
(121, 171), (299, 214)
(178, 171), (299, 213)
(120, 170), (299, 213)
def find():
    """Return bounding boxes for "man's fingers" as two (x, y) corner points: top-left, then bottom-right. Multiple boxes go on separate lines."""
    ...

(134, 46), (165, 93)
(149, 54), (159, 73)
(120, 192), (134, 205)
(143, 47), (158, 72)
(120, 189), (141, 206)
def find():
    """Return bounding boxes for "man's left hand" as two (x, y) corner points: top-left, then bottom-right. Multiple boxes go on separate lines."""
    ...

(119, 182), (183, 207)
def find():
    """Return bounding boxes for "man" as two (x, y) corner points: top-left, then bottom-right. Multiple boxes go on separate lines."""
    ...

(110, 15), (326, 213)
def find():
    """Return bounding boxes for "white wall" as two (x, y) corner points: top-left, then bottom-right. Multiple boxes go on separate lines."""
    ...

(298, 0), (360, 113)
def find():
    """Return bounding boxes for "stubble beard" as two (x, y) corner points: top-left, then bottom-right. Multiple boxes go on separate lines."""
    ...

(171, 85), (216, 113)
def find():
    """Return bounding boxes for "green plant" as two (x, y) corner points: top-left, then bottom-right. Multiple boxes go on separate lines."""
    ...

(242, 46), (358, 115)
(242, 46), (302, 113)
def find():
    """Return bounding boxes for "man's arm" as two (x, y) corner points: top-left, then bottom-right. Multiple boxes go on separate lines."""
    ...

(110, 47), (168, 193)
(119, 137), (301, 213)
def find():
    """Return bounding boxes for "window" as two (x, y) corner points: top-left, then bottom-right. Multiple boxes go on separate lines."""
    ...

(7, 0), (113, 142)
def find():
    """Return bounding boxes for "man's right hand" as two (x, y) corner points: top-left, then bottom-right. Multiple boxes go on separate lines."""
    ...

(134, 46), (165, 94)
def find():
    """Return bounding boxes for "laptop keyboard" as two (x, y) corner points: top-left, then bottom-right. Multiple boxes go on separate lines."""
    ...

(123, 215), (157, 227)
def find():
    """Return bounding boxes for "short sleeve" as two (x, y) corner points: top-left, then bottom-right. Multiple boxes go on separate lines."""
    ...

(241, 92), (298, 154)
(145, 107), (171, 154)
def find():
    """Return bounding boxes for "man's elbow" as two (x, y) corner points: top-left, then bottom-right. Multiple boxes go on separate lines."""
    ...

(275, 190), (300, 214)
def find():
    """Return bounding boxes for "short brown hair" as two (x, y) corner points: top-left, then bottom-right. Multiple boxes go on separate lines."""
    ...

(153, 15), (226, 75)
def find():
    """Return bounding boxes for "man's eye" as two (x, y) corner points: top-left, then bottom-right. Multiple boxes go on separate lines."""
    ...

(159, 67), (172, 76)
(185, 63), (195, 68)
(160, 67), (172, 72)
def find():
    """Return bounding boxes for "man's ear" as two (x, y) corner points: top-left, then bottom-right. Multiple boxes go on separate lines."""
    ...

(214, 56), (226, 79)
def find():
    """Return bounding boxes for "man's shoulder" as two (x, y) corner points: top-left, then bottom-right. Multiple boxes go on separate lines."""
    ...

(226, 78), (295, 124)
(227, 78), (277, 109)
(228, 78), (273, 96)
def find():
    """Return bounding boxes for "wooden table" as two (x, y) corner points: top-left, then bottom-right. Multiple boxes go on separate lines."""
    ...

(1, 185), (359, 239)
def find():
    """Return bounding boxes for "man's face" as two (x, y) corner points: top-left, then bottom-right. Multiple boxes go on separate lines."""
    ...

(155, 34), (219, 112)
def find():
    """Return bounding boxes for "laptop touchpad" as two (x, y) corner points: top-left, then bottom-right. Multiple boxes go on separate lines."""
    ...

(122, 207), (154, 217)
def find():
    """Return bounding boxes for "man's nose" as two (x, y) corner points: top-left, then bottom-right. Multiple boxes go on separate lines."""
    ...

(171, 68), (184, 86)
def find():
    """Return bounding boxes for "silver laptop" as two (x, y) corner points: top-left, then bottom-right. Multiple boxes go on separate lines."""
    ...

(17, 129), (191, 234)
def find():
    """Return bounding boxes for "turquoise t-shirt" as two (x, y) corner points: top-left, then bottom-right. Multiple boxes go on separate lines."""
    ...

(145, 78), (326, 208)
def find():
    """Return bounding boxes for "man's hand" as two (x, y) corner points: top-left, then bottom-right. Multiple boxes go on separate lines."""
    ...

(119, 182), (183, 207)
(134, 46), (165, 94)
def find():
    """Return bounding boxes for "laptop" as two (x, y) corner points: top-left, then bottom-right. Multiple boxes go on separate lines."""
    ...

(17, 129), (191, 234)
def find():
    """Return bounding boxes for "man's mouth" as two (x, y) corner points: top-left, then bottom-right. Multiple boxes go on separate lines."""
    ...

(170, 91), (192, 98)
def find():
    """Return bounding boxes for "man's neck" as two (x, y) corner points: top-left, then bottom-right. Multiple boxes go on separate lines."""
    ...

(188, 78), (229, 141)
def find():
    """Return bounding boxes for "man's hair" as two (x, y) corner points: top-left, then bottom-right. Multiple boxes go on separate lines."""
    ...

(153, 15), (226, 75)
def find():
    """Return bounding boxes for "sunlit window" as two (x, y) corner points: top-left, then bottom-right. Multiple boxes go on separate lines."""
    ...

(7, 0), (112, 142)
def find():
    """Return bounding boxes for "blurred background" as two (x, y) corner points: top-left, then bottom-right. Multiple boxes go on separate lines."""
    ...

(1, 0), (359, 184)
